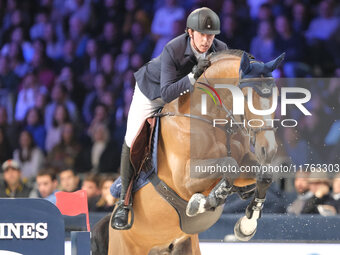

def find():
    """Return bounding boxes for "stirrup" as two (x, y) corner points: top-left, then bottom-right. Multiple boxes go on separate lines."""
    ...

(110, 202), (134, 230)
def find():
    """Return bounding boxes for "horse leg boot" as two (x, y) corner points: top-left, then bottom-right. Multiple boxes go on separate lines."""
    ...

(234, 173), (272, 241)
(111, 142), (135, 230)
(186, 177), (233, 217)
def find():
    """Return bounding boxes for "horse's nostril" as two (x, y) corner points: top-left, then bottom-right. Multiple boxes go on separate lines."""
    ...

(261, 147), (266, 156)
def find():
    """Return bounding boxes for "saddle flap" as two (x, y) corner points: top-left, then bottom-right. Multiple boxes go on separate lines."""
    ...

(130, 117), (157, 173)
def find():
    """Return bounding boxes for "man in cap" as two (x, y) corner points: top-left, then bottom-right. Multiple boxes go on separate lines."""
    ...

(112, 7), (228, 230)
(0, 159), (32, 198)
(301, 171), (336, 215)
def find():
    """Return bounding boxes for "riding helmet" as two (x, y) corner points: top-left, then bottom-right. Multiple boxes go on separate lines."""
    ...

(186, 7), (220, 35)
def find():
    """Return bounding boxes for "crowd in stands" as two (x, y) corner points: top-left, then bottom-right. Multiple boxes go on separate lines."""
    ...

(0, 0), (339, 214)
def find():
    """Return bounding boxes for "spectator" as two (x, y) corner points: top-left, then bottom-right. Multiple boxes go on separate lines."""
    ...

(292, 2), (310, 34)
(13, 130), (45, 180)
(82, 73), (108, 125)
(95, 176), (117, 212)
(218, 15), (249, 51)
(58, 168), (80, 192)
(301, 172), (336, 215)
(287, 171), (313, 215)
(44, 84), (78, 130)
(23, 107), (46, 151)
(274, 15), (310, 77)
(0, 106), (19, 149)
(75, 123), (120, 173)
(0, 55), (20, 92)
(30, 168), (59, 204)
(0, 159), (31, 198)
(47, 122), (81, 171)
(97, 21), (121, 57)
(29, 10), (49, 41)
(151, 0), (185, 41)
(45, 104), (71, 152)
(7, 41), (29, 78)
(43, 23), (63, 60)
(0, 126), (12, 165)
(14, 72), (39, 122)
(81, 173), (102, 211)
(331, 173), (340, 213)
(250, 20), (275, 63)
(68, 16), (88, 58)
(305, 1), (339, 42)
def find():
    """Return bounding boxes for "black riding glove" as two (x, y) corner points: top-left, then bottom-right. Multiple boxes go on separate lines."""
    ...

(192, 58), (211, 80)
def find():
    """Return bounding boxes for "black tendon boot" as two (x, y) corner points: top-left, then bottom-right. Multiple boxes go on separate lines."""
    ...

(111, 142), (135, 230)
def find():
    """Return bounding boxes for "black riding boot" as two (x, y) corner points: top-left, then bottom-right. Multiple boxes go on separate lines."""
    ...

(111, 142), (135, 230)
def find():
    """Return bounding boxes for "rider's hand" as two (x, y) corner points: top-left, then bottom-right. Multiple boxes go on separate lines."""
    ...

(192, 58), (210, 80)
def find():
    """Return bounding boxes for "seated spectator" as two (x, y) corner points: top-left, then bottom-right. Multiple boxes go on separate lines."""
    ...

(45, 104), (71, 152)
(43, 23), (63, 60)
(331, 173), (340, 213)
(0, 55), (20, 93)
(24, 107), (46, 152)
(301, 172), (336, 215)
(305, 1), (339, 42)
(13, 130), (45, 180)
(0, 159), (32, 198)
(44, 84), (78, 130)
(0, 106), (19, 150)
(58, 168), (80, 192)
(30, 168), (59, 204)
(274, 15), (310, 77)
(218, 15), (249, 51)
(0, 126), (12, 165)
(82, 73), (108, 125)
(95, 176), (117, 212)
(250, 19), (276, 63)
(287, 171), (313, 215)
(75, 123), (120, 173)
(47, 122), (81, 172)
(7, 41), (29, 78)
(81, 173), (102, 211)
(97, 21), (121, 57)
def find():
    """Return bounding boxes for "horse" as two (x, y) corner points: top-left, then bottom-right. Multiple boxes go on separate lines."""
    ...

(103, 50), (284, 255)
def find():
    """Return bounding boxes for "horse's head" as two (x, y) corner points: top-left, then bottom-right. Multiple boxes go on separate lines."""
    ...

(239, 52), (285, 164)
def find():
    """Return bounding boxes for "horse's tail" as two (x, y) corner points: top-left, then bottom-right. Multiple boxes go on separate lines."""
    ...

(91, 214), (111, 255)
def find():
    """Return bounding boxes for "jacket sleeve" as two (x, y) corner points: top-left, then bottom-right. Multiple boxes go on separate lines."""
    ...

(160, 47), (194, 103)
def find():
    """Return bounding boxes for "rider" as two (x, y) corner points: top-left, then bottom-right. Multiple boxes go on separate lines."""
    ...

(112, 7), (228, 230)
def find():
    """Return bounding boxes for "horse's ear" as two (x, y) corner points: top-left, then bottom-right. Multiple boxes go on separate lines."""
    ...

(265, 52), (286, 72)
(240, 52), (252, 74)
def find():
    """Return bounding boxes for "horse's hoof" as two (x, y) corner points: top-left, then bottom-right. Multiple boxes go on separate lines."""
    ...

(186, 193), (206, 217)
(234, 216), (257, 241)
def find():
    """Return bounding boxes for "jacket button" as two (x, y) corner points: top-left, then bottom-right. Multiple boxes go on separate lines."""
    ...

(180, 93), (183, 96)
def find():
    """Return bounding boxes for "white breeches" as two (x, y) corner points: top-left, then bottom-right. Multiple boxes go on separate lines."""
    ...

(125, 83), (165, 147)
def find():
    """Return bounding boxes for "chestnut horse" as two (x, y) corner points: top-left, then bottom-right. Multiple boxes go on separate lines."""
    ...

(106, 50), (284, 255)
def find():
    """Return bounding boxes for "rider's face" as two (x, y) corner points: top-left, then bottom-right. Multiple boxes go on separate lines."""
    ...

(189, 29), (215, 53)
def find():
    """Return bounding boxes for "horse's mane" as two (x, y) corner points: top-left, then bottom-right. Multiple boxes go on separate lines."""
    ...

(209, 49), (254, 64)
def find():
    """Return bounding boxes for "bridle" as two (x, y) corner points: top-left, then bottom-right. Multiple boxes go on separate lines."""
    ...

(154, 71), (278, 156)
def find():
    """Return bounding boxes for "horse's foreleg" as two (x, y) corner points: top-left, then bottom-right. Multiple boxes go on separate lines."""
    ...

(186, 157), (240, 217)
(234, 171), (273, 241)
